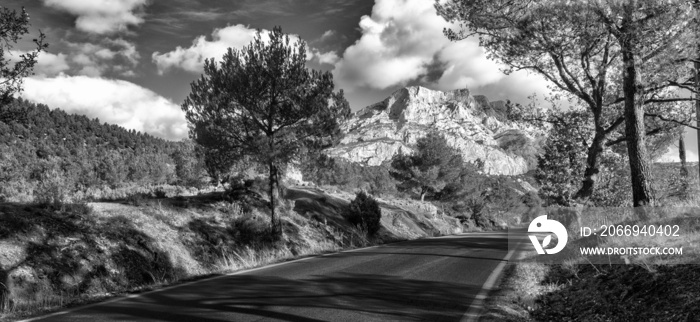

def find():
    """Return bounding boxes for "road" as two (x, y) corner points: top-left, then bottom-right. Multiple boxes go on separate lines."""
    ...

(27, 232), (513, 322)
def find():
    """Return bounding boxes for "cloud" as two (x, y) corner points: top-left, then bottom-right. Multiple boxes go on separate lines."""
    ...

(320, 30), (336, 41)
(432, 39), (504, 90)
(21, 75), (187, 140)
(5, 51), (70, 77)
(332, 0), (522, 93)
(43, 0), (147, 34)
(153, 24), (335, 74)
(152, 24), (265, 74)
(311, 49), (339, 65)
(68, 39), (140, 77)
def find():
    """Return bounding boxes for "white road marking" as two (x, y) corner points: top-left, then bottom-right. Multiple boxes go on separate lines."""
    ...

(461, 234), (523, 322)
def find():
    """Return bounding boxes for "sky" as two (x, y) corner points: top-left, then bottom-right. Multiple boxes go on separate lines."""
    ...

(2, 0), (694, 161)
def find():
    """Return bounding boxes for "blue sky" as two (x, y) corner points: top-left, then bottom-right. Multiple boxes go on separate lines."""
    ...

(2, 0), (692, 161)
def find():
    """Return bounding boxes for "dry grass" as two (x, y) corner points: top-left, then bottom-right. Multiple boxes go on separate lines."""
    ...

(482, 199), (700, 321)
(480, 263), (557, 322)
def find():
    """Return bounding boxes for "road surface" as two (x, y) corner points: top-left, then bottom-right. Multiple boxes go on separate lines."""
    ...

(27, 232), (513, 322)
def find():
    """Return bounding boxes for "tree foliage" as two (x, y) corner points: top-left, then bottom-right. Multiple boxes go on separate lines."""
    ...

(0, 6), (47, 120)
(182, 27), (348, 232)
(390, 132), (464, 202)
(301, 154), (397, 197)
(344, 191), (382, 237)
(0, 99), (203, 203)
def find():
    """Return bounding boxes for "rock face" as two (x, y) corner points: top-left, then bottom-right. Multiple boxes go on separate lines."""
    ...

(326, 86), (538, 175)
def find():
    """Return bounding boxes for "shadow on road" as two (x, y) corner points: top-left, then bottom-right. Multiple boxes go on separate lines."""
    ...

(52, 273), (482, 321)
(380, 236), (509, 251)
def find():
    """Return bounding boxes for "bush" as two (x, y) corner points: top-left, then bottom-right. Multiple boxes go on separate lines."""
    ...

(230, 212), (279, 245)
(34, 169), (74, 206)
(464, 194), (487, 226)
(344, 191), (382, 236)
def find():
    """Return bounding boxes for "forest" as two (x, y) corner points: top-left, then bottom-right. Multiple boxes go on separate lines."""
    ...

(0, 98), (207, 204)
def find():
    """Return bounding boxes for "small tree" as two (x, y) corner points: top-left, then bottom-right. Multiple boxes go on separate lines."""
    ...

(344, 191), (382, 237)
(172, 139), (207, 188)
(0, 6), (47, 120)
(183, 27), (348, 234)
(390, 132), (463, 202)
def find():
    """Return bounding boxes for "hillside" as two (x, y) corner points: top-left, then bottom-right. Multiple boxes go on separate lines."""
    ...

(326, 86), (544, 175)
(0, 99), (206, 203)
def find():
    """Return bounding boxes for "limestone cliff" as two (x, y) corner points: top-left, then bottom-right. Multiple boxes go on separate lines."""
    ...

(326, 86), (540, 175)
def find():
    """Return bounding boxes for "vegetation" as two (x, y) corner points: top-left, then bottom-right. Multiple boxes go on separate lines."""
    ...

(2, 3), (698, 320)
(390, 132), (463, 202)
(344, 191), (382, 237)
(437, 0), (698, 206)
(183, 26), (350, 234)
(301, 154), (397, 197)
(0, 184), (460, 319)
(0, 5), (47, 115)
(0, 99), (207, 204)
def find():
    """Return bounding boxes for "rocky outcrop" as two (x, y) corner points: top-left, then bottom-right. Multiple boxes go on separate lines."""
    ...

(326, 86), (540, 175)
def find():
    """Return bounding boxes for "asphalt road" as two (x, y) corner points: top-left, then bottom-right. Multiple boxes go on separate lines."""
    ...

(28, 232), (512, 322)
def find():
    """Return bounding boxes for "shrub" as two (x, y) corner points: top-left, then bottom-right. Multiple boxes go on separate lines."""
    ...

(0, 177), (35, 203)
(521, 191), (542, 208)
(230, 212), (278, 245)
(34, 169), (74, 206)
(344, 191), (382, 237)
(464, 194), (486, 223)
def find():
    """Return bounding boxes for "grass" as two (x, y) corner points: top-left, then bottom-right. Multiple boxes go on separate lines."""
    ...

(480, 263), (552, 321)
(480, 197), (700, 321)
(0, 185), (461, 321)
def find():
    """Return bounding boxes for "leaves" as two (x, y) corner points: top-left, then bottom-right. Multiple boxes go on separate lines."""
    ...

(0, 6), (47, 111)
(390, 132), (465, 201)
(183, 26), (343, 172)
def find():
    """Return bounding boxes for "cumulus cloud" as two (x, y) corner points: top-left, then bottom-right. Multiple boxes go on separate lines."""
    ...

(311, 49), (339, 65)
(5, 50), (70, 77)
(153, 24), (337, 74)
(152, 24), (267, 74)
(432, 39), (504, 90)
(332, 0), (529, 93)
(68, 39), (140, 77)
(43, 0), (147, 34)
(22, 75), (187, 140)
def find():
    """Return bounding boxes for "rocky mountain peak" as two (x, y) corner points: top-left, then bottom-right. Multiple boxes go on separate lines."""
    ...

(326, 86), (538, 175)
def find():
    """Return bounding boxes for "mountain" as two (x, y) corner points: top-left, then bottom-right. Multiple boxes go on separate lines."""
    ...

(326, 86), (542, 175)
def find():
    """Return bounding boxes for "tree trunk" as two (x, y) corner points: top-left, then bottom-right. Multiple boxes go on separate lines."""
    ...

(268, 162), (279, 234)
(574, 130), (607, 202)
(696, 54), (700, 184)
(680, 132), (689, 177)
(420, 189), (426, 202)
(620, 25), (655, 207)
(695, 0), (700, 187)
